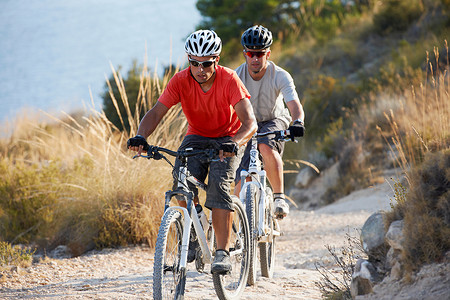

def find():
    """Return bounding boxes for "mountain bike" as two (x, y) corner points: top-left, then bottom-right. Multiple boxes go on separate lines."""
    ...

(134, 145), (250, 300)
(237, 129), (300, 285)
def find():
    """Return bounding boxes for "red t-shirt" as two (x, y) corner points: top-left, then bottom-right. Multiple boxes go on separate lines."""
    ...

(158, 65), (251, 138)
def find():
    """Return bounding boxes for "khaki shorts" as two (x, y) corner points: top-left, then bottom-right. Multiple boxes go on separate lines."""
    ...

(173, 135), (243, 211)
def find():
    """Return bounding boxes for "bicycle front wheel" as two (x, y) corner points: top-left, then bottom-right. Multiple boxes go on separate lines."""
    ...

(244, 184), (259, 285)
(153, 209), (186, 300)
(259, 186), (277, 278)
(213, 197), (250, 300)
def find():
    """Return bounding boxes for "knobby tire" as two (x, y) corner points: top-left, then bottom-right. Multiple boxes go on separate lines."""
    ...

(244, 185), (258, 286)
(259, 186), (276, 278)
(212, 197), (250, 300)
(153, 209), (185, 300)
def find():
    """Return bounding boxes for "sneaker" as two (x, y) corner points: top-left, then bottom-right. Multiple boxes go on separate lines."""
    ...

(187, 228), (199, 263)
(274, 197), (289, 219)
(211, 249), (231, 274)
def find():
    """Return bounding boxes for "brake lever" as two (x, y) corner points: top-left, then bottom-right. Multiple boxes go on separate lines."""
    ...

(132, 145), (162, 160)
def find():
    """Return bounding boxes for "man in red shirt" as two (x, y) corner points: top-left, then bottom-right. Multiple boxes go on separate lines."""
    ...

(127, 30), (257, 274)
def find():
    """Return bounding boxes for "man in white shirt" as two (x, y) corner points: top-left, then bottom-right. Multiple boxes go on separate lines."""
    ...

(235, 25), (305, 219)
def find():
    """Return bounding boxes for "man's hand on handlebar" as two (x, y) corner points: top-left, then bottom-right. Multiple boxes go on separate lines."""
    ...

(127, 135), (149, 155)
(288, 120), (305, 138)
(213, 140), (239, 162)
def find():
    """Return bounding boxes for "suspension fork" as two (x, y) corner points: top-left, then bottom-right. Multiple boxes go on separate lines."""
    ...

(241, 135), (270, 238)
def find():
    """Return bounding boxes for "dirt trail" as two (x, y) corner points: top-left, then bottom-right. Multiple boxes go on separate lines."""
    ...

(0, 183), (393, 299)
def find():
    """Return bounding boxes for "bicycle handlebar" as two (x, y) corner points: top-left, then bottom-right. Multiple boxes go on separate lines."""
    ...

(256, 129), (302, 142)
(133, 129), (300, 160)
(134, 145), (218, 161)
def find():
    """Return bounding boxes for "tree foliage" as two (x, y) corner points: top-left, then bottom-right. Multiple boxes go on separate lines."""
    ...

(195, 0), (372, 58)
(373, 0), (424, 35)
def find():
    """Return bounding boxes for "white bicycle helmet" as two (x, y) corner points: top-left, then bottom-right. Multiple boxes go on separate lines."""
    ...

(185, 30), (222, 57)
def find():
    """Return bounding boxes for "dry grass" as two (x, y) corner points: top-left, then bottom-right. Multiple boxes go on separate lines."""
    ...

(376, 42), (450, 275)
(376, 43), (449, 179)
(0, 58), (187, 255)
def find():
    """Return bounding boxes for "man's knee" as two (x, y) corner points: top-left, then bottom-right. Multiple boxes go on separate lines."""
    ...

(259, 143), (279, 158)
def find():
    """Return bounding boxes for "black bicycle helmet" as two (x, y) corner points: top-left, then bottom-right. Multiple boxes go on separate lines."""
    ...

(241, 25), (273, 50)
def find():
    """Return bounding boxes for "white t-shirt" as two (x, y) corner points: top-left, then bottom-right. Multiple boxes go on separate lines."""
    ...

(235, 61), (299, 126)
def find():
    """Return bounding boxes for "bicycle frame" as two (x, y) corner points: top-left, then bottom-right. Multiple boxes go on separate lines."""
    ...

(239, 135), (280, 242)
(162, 159), (215, 268)
(151, 147), (247, 268)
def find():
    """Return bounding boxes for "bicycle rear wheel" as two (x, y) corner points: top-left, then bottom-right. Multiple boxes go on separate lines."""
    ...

(259, 186), (277, 278)
(153, 209), (186, 299)
(244, 184), (258, 285)
(213, 197), (250, 300)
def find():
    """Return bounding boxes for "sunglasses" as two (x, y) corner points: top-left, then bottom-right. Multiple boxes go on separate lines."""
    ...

(244, 50), (267, 58)
(188, 58), (216, 68)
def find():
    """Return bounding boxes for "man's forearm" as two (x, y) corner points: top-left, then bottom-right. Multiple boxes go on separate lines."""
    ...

(232, 98), (257, 146)
(136, 101), (169, 138)
(287, 99), (305, 122)
(233, 120), (257, 147)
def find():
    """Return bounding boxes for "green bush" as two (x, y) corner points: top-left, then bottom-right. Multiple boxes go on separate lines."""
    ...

(102, 61), (141, 132)
(304, 75), (359, 139)
(373, 0), (423, 35)
(0, 241), (35, 268)
(310, 14), (342, 45)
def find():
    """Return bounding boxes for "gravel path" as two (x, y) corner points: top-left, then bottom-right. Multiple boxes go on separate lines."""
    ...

(0, 183), (393, 299)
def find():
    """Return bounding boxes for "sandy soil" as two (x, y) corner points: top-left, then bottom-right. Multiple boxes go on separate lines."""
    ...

(0, 182), (395, 299)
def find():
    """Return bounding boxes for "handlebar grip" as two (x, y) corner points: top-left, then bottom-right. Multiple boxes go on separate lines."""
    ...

(288, 126), (304, 137)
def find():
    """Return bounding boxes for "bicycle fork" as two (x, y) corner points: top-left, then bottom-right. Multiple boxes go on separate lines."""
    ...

(239, 174), (268, 237)
(162, 204), (214, 271)
(166, 164), (214, 265)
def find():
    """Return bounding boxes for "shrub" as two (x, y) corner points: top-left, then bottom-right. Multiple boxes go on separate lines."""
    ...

(373, 0), (423, 35)
(304, 75), (359, 138)
(402, 150), (450, 273)
(383, 179), (408, 229)
(315, 233), (365, 300)
(0, 159), (62, 244)
(321, 140), (377, 205)
(0, 241), (35, 268)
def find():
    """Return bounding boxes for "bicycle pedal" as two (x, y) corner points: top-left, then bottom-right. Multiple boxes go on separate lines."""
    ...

(211, 269), (231, 276)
